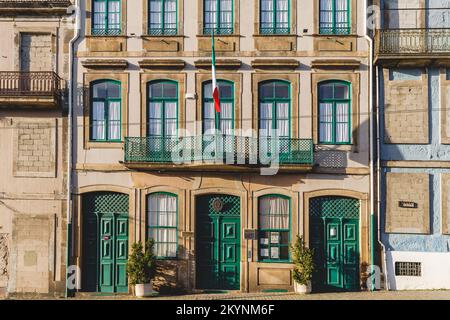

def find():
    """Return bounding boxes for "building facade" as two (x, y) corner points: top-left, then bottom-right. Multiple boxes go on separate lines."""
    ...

(375, 0), (450, 290)
(0, 0), (73, 296)
(70, 0), (372, 294)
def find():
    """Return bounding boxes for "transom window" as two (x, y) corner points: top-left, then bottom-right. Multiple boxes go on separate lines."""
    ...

(319, 0), (350, 35)
(260, 0), (290, 35)
(92, 0), (121, 36)
(318, 81), (351, 145)
(203, 0), (233, 35)
(90, 80), (121, 142)
(148, 0), (177, 35)
(258, 195), (290, 262)
(147, 193), (178, 258)
(202, 80), (234, 135)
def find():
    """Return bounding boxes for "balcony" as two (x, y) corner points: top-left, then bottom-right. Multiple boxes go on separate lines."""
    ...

(0, 0), (72, 15)
(123, 135), (314, 173)
(0, 71), (65, 108)
(375, 6), (450, 65)
(376, 28), (450, 55)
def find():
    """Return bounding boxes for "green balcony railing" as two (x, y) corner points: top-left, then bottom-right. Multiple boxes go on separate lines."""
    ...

(124, 135), (314, 165)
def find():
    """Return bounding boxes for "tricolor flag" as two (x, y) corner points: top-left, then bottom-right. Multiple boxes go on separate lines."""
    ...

(211, 30), (220, 113)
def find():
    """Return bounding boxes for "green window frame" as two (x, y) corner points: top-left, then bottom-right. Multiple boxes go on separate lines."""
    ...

(260, 0), (290, 35)
(258, 80), (291, 156)
(203, 0), (234, 35)
(148, 0), (177, 35)
(92, 0), (122, 36)
(202, 80), (234, 135)
(90, 80), (122, 142)
(147, 192), (178, 259)
(258, 194), (291, 263)
(318, 80), (352, 145)
(319, 0), (350, 35)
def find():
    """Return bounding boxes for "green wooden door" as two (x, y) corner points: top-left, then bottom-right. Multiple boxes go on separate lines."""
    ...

(310, 197), (360, 292)
(196, 195), (240, 290)
(82, 192), (129, 293)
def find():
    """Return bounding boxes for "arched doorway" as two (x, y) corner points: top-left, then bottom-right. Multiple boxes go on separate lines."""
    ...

(195, 194), (241, 290)
(81, 192), (129, 293)
(309, 196), (360, 292)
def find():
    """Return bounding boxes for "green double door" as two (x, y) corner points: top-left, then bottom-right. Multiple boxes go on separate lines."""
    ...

(82, 192), (129, 293)
(310, 197), (360, 292)
(196, 195), (241, 290)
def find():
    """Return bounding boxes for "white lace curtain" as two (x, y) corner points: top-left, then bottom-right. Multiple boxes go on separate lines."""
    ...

(320, 0), (349, 30)
(92, 101), (120, 140)
(319, 102), (350, 143)
(147, 193), (177, 258)
(204, 0), (232, 28)
(149, 0), (176, 30)
(259, 196), (289, 230)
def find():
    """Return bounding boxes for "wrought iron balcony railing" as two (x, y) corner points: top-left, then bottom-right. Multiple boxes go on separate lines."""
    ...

(0, 71), (65, 105)
(376, 28), (450, 55)
(124, 135), (314, 166)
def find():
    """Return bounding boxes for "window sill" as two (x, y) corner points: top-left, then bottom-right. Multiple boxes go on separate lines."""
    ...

(85, 141), (124, 150)
(86, 34), (127, 38)
(197, 34), (240, 38)
(142, 34), (184, 38)
(253, 34), (297, 38)
(313, 33), (357, 38)
(315, 144), (354, 152)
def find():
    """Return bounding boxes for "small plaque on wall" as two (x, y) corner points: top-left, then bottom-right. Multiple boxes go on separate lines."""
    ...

(398, 201), (418, 209)
(244, 229), (257, 240)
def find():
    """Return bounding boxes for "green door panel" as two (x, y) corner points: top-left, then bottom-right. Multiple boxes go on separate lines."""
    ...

(196, 195), (240, 290)
(82, 192), (129, 293)
(310, 197), (360, 292)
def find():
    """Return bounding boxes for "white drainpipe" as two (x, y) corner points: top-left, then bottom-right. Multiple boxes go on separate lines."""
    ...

(65, 0), (81, 298)
(365, 0), (389, 291)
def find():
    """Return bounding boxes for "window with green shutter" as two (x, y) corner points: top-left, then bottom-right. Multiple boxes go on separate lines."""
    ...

(258, 195), (291, 262)
(148, 0), (177, 35)
(92, 0), (121, 36)
(260, 0), (290, 35)
(202, 80), (234, 135)
(319, 0), (350, 35)
(90, 80), (122, 142)
(318, 81), (351, 145)
(203, 0), (233, 35)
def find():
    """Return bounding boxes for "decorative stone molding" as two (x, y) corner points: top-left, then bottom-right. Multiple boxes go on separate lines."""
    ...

(311, 59), (361, 70)
(81, 59), (128, 70)
(138, 59), (186, 70)
(194, 59), (242, 70)
(251, 59), (300, 70)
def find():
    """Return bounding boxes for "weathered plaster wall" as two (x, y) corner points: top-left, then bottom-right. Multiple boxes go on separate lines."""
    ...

(381, 168), (450, 252)
(380, 67), (450, 160)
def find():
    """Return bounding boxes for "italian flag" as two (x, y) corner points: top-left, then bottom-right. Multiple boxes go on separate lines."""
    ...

(211, 30), (220, 113)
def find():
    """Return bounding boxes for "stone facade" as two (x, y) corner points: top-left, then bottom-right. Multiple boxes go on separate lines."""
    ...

(385, 173), (430, 234)
(19, 33), (53, 72)
(377, 0), (450, 290)
(72, 0), (371, 294)
(13, 120), (56, 177)
(383, 69), (429, 144)
(0, 1), (72, 295)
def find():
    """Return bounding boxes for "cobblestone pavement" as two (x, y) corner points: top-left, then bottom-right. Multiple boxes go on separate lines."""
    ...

(4, 290), (450, 300)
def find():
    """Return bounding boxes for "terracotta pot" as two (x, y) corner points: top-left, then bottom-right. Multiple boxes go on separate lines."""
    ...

(294, 281), (312, 294)
(135, 281), (154, 297)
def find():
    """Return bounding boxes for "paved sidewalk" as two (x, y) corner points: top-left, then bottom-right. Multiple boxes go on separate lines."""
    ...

(4, 290), (450, 300)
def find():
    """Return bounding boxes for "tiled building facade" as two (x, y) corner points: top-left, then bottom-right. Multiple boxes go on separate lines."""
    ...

(70, 0), (372, 294)
(375, 0), (450, 290)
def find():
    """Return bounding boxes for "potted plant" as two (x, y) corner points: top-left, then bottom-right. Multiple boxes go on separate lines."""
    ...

(126, 239), (156, 297)
(291, 235), (314, 294)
